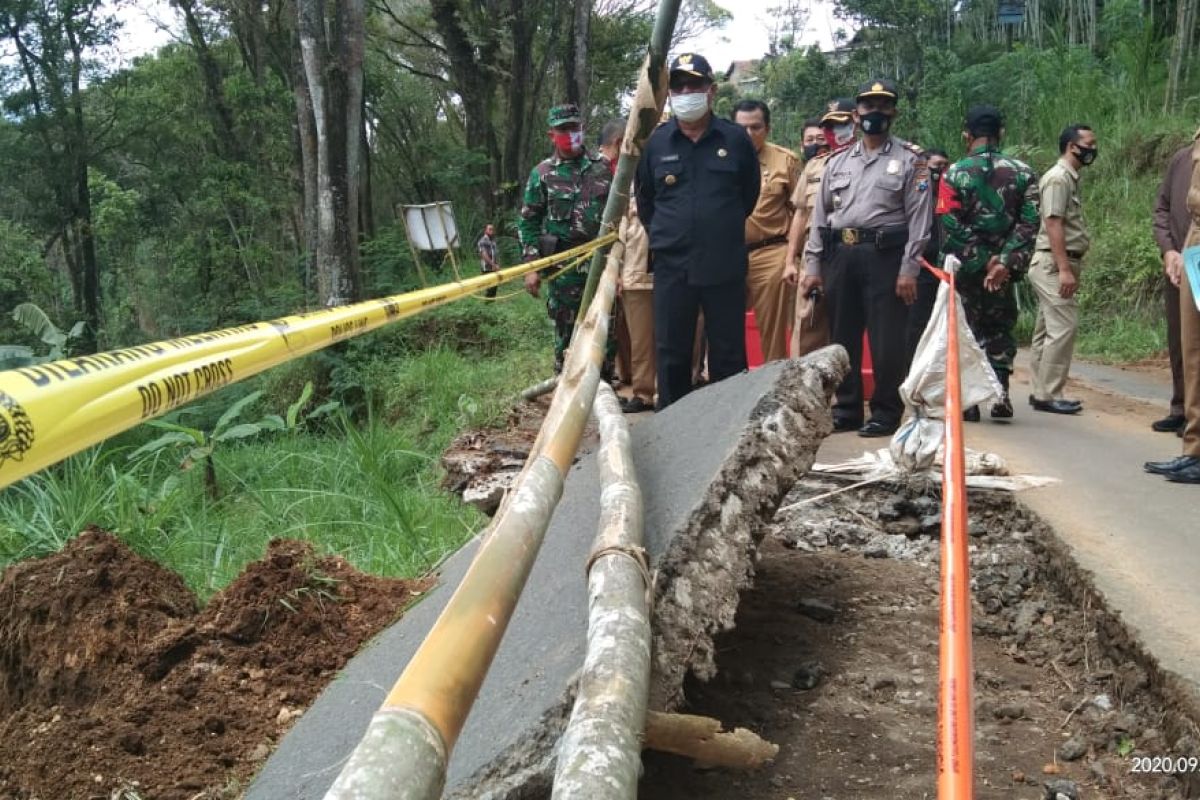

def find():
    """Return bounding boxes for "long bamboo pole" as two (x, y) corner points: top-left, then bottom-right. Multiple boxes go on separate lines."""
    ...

(325, 6), (681, 795)
(574, 0), (679, 319)
(551, 382), (650, 800)
(325, 245), (618, 800)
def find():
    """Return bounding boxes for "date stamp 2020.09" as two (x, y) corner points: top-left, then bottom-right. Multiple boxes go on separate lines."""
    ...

(1130, 756), (1200, 774)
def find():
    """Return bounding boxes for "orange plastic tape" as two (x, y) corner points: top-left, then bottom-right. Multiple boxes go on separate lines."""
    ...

(936, 265), (975, 799)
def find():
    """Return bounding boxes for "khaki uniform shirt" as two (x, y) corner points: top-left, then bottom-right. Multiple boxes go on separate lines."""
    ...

(619, 201), (652, 290)
(1187, 128), (1200, 249)
(790, 152), (832, 241)
(1035, 159), (1090, 255)
(745, 142), (799, 245)
(803, 136), (932, 278)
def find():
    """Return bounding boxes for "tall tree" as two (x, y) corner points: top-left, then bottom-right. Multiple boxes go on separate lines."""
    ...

(297, 0), (366, 305)
(1, 0), (115, 349)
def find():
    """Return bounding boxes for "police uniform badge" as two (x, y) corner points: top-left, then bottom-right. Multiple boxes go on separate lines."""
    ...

(886, 159), (901, 175)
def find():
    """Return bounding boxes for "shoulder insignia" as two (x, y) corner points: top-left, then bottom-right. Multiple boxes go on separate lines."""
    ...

(901, 140), (925, 156)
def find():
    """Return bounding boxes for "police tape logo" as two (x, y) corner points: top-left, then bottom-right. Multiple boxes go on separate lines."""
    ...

(0, 390), (34, 466)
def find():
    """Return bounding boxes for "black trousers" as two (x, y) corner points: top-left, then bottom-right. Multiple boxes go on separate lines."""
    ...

(653, 266), (747, 409)
(824, 242), (910, 427)
(1166, 279), (1185, 416)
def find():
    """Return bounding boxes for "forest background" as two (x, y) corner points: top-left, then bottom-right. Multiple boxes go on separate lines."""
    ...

(0, 0), (1196, 591)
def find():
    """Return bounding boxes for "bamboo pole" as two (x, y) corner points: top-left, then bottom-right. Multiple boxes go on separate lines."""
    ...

(325, 211), (623, 800)
(643, 711), (779, 769)
(574, 0), (679, 319)
(325, 4), (681, 795)
(552, 382), (650, 800)
(519, 375), (560, 401)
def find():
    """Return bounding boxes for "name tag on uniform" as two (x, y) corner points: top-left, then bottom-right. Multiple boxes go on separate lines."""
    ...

(658, 154), (680, 163)
(886, 159), (902, 175)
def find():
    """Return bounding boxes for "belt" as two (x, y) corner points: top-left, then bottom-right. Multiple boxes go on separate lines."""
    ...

(1038, 248), (1086, 259)
(746, 234), (788, 252)
(825, 226), (908, 248)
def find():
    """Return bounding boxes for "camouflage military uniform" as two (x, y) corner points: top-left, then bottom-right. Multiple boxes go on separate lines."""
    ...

(939, 144), (1040, 382)
(517, 141), (612, 371)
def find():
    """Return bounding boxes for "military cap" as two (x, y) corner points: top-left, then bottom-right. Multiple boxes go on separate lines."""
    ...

(669, 53), (714, 82)
(856, 79), (899, 102)
(820, 98), (856, 125)
(547, 103), (582, 128)
(965, 104), (1004, 136)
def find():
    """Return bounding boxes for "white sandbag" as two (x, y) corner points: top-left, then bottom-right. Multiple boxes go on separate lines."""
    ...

(890, 257), (1003, 473)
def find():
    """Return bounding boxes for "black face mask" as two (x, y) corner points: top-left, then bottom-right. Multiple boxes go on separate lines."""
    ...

(860, 110), (892, 135)
(930, 168), (943, 183)
(802, 143), (824, 161)
(1074, 145), (1097, 166)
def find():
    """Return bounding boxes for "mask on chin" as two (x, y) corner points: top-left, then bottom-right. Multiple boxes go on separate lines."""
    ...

(670, 92), (710, 123)
(859, 111), (892, 135)
(825, 122), (855, 148)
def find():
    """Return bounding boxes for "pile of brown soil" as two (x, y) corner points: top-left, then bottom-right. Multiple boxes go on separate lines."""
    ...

(0, 528), (428, 799)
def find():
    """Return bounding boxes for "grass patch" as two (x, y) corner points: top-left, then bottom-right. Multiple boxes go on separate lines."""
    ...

(0, 294), (554, 599)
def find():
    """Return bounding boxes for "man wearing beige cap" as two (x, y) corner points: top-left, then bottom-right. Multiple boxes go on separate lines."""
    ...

(784, 98), (857, 356)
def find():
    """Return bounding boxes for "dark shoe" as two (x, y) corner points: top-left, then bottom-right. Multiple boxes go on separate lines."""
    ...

(832, 417), (862, 433)
(991, 393), (1014, 419)
(1028, 394), (1081, 410)
(619, 396), (652, 414)
(1144, 455), (1200, 475)
(1030, 397), (1082, 415)
(1166, 462), (1200, 483)
(858, 420), (899, 438)
(1151, 414), (1186, 433)
(964, 406), (981, 423)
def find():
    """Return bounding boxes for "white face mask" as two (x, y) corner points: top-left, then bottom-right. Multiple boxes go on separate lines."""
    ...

(670, 92), (710, 123)
(830, 122), (855, 146)
(568, 130), (585, 150)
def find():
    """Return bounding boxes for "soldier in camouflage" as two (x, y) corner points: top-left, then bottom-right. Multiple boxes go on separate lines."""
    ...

(518, 103), (612, 372)
(939, 105), (1041, 420)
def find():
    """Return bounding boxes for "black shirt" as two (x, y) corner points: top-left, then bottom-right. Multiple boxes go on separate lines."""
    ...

(635, 116), (761, 286)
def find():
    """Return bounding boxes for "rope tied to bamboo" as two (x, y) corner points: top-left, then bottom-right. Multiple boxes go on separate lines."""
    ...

(584, 542), (655, 611)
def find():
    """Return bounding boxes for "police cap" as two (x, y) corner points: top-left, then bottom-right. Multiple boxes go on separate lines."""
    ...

(855, 79), (899, 103)
(820, 98), (856, 125)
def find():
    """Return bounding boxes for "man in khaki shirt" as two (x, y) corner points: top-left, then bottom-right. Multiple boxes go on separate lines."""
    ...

(617, 199), (655, 412)
(1145, 125), (1200, 484)
(734, 99), (799, 362)
(1028, 124), (1096, 414)
(784, 99), (857, 356)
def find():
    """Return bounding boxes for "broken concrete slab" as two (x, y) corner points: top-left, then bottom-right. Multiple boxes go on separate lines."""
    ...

(247, 348), (847, 800)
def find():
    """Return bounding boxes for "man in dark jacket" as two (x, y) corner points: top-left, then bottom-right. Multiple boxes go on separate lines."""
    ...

(635, 53), (760, 409)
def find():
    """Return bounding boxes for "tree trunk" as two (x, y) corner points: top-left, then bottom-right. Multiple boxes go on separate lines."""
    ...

(502, 0), (536, 193)
(430, 0), (503, 214)
(297, 0), (365, 306)
(65, 23), (100, 351)
(572, 0), (591, 109)
(175, 0), (244, 162)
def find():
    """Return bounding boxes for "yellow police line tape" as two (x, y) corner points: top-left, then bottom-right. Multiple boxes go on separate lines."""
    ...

(0, 233), (616, 490)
